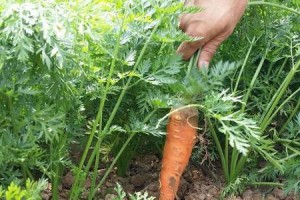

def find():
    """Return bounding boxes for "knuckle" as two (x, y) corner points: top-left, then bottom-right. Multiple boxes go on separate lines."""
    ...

(185, 23), (203, 37)
(203, 47), (216, 56)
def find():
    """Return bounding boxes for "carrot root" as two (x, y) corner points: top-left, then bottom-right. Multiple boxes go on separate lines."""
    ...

(159, 107), (198, 200)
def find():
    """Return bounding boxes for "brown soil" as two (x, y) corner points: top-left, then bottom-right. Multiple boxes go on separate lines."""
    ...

(42, 154), (299, 200)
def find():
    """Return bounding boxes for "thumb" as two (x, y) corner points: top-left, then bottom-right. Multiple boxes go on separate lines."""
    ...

(198, 38), (223, 68)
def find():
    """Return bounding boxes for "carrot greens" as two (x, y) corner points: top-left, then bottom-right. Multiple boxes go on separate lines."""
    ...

(0, 0), (299, 199)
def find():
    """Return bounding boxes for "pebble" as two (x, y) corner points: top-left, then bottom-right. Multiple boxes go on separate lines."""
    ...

(252, 192), (263, 199)
(62, 172), (74, 189)
(41, 191), (52, 200)
(273, 187), (286, 200)
(183, 171), (194, 183)
(123, 183), (135, 191)
(242, 189), (253, 199)
(130, 174), (148, 187)
(197, 194), (206, 200)
(266, 193), (279, 200)
(105, 181), (114, 187)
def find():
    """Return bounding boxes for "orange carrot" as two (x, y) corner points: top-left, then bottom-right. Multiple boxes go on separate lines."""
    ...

(159, 107), (198, 200)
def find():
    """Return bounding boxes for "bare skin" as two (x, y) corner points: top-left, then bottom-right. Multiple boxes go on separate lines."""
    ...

(177, 0), (248, 68)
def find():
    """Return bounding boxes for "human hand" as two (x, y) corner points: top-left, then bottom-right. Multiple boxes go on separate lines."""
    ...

(177, 0), (248, 68)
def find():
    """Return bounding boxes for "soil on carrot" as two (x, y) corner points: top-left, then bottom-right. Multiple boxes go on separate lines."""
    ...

(42, 154), (299, 200)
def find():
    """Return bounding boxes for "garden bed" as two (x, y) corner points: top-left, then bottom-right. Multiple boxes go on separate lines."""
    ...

(42, 154), (299, 200)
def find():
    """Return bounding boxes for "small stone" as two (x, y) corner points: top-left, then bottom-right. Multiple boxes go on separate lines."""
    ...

(252, 192), (263, 200)
(130, 174), (147, 187)
(191, 169), (202, 179)
(183, 171), (194, 183)
(266, 194), (278, 200)
(123, 183), (135, 192)
(242, 189), (253, 199)
(273, 188), (286, 200)
(105, 181), (114, 187)
(206, 193), (213, 200)
(243, 196), (252, 200)
(135, 162), (152, 172)
(285, 195), (298, 200)
(41, 191), (52, 200)
(62, 172), (74, 189)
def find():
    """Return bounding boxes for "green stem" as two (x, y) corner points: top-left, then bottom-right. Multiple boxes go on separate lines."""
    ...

(279, 96), (300, 135)
(248, 1), (300, 15)
(207, 117), (229, 182)
(276, 138), (300, 147)
(259, 60), (300, 131)
(186, 50), (201, 77)
(262, 88), (300, 132)
(156, 104), (205, 128)
(285, 144), (300, 155)
(248, 182), (284, 187)
(70, 19), (124, 199)
(228, 39), (255, 182)
(91, 133), (136, 197)
(72, 21), (161, 199)
(51, 162), (60, 200)
(236, 83), (299, 175)
(233, 37), (256, 94)
(87, 109), (158, 199)
(100, 20), (161, 136)
(265, 59), (288, 103)
(229, 149), (239, 182)
(241, 43), (270, 112)
(74, 137), (103, 198)
(84, 19), (161, 176)
(235, 155), (247, 177)
(225, 132), (229, 180)
(237, 53), (300, 177)
(88, 141), (101, 200)
(280, 153), (298, 162)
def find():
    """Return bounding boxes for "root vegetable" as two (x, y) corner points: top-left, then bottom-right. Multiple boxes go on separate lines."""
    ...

(159, 107), (198, 200)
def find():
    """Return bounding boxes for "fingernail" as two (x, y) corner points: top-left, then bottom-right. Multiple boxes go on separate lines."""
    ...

(198, 61), (209, 69)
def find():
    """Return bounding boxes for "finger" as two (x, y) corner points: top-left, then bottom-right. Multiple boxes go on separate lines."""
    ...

(178, 13), (194, 32)
(198, 37), (223, 68)
(177, 21), (210, 60)
(177, 40), (203, 60)
(181, 0), (197, 29)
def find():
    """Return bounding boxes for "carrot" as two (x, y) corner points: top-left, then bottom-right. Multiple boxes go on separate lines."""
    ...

(159, 107), (198, 200)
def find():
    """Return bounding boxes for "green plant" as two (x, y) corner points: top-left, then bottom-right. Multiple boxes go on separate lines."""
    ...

(0, 1), (91, 198)
(113, 183), (155, 200)
(0, 179), (47, 200)
(209, 0), (300, 195)
(0, 0), (299, 199)
(66, 1), (197, 199)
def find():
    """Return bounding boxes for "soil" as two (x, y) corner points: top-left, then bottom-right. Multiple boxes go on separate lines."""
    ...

(42, 154), (299, 200)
